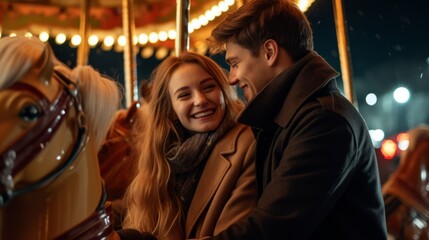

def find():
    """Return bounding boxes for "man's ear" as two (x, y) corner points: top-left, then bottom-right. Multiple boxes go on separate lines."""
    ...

(263, 39), (279, 66)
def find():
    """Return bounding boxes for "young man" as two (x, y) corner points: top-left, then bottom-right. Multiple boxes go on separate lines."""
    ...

(206, 0), (387, 239)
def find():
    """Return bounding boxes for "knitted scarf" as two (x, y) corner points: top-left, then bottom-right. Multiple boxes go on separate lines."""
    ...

(166, 118), (234, 219)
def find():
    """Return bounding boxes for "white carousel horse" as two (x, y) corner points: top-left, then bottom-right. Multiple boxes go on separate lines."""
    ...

(0, 36), (122, 240)
(383, 125), (429, 239)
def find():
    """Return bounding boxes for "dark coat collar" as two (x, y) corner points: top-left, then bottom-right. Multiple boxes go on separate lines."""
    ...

(237, 51), (339, 130)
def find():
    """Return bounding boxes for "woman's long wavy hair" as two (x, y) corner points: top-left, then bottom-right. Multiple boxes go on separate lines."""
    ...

(123, 52), (244, 239)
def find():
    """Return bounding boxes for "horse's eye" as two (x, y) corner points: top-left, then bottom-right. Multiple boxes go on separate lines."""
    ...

(19, 104), (42, 121)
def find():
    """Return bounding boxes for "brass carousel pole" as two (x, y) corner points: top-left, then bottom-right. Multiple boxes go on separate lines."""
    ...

(77, 0), (89, 66)
(122, 0), (138, 108)
(333, 0), (357, 108)
(175, 0), (190, 56)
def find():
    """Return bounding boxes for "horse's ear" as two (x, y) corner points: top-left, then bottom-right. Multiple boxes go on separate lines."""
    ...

(34, 44), (54, 85)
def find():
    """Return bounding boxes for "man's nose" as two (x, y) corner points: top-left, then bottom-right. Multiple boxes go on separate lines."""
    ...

(228, 69), (238, 86)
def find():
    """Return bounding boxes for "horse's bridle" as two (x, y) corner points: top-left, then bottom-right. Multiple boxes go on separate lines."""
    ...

(0, 68), (88, 206)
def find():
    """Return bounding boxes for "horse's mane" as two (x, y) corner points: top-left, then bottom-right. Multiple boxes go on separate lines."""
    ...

(0, 36), (120, 150)
(0, 36), (54, 88)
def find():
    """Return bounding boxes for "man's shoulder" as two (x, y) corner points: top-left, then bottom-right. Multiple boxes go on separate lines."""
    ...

(316, 91), (367, 128)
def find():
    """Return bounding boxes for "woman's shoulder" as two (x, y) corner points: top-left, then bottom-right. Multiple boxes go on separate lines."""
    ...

(221, 123), (255, 148)
(216, 123), (255, 167)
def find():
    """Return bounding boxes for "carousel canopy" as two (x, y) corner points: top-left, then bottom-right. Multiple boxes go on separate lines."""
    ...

(0, 0), (316, 107)
(0, 0), (315, 51)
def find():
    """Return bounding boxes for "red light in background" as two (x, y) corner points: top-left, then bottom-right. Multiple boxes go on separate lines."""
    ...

(381, 139), (397, 160)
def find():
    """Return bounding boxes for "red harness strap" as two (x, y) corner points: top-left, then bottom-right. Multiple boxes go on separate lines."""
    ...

(54, 201), (115, 240)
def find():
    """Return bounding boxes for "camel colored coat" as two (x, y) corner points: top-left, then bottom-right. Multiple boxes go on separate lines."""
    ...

(185, 123), (257, 238)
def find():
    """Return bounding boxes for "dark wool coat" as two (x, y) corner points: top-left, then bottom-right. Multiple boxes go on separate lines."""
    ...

(213, 51), (387, 240)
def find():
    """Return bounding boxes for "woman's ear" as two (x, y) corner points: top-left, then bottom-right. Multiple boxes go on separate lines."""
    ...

(263, 39), (279, 67)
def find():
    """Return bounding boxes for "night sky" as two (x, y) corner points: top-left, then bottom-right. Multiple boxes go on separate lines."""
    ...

(307, 0), (429, 137)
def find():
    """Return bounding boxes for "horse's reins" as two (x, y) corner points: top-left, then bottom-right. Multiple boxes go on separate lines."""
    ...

(0, 68), (88, 206)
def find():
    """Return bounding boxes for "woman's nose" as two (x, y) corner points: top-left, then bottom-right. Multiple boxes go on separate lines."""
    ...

(194, 91), (208, 106)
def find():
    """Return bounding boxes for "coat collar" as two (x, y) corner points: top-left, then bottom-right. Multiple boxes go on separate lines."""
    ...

(185, 124), (243, 236)
(237, 51), (339, 130)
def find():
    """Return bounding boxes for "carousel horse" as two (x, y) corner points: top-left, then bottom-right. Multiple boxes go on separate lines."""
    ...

(98, 100), (142, 230)
(383, 125), (429, 240)
(98, 82), (151, 229)
(99, 101), (142, 203)
(0, 36), (122, 240)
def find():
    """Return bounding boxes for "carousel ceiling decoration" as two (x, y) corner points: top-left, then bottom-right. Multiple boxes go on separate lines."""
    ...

(0, 0), (315, 52)
(0, 0), (317, 108)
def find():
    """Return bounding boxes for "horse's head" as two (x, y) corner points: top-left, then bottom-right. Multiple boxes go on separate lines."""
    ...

(395, 126), (429, 196)
(383, 126), (429, 198)
(383, 125), (429, 239)
(0, 36), (120, 239)
(0, 37), (90, 206)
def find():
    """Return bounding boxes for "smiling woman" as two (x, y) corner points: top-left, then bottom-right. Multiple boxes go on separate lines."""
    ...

(168, 63), (226, 132)
(121, 51), (258, 239)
